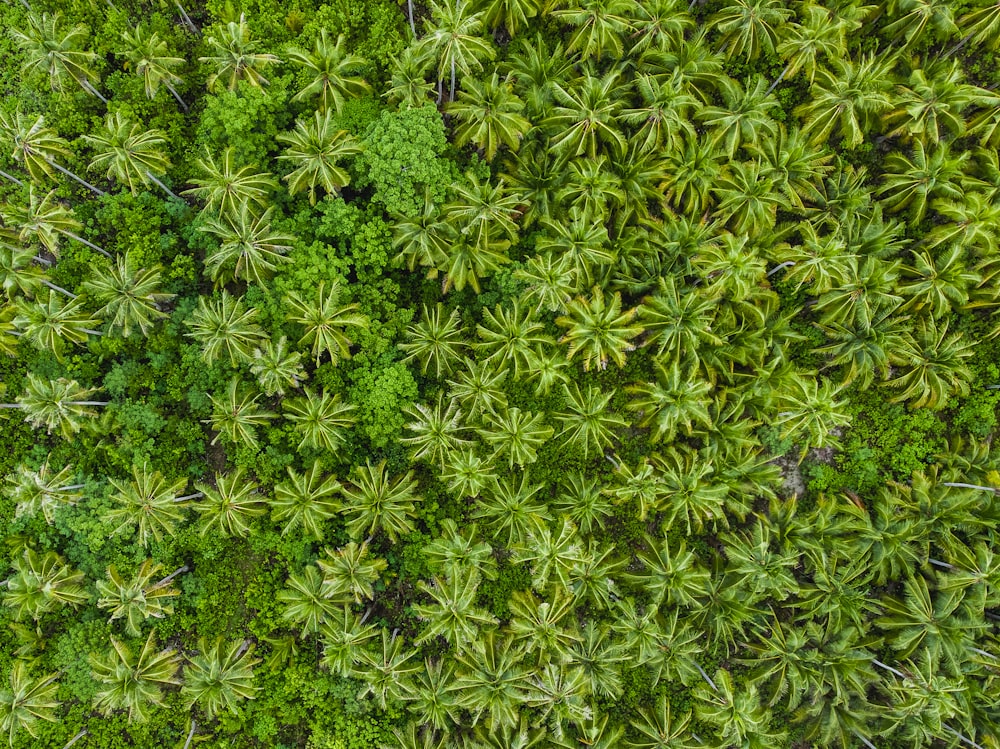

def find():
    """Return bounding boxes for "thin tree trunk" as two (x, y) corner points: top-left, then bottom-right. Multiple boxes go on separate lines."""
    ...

(33, 255), (52, 266)
(46, 159), (106, 196)
(175, 492), (203, 502)
(942, 482), (1000, 493)
(694, 662), (718, 691)
(152, 565), (189, 589)
(450, 58), (456, 102)
(944, 32), (975, 58)
(0, 168), (24, 186)
(182, 722), (197, 749)
(80, 79), (110, 105)
(81, 328), (104, 336)
(175, 1), (200, 34)
(0, 404), (26, 409)
(943, 725), (985, 749)
(145, 171), (184, 202)
(871, 658), (905, 677)
(166, 83), (190, 112)
(40, 280), (77, 299)
(62, 231), (113, 258)
(71, 401), (110, 406)
(437, 78), (443, 105)
(767, 260), (795, 277)
(407, 0), (416, 36)
(766, 61), (792, 95)
(62, 730), (88, 749)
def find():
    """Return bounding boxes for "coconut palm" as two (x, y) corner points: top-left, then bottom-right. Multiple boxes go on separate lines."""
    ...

(277, 112), (362, 204)
(13, 289), (101, 360)
(638, 277), (721, 363)
(797, 53), (895, 147)
(544, 70), (627, 159)
(522, 662), (591, 739)
(479, 0), (541, 36)
(183, 148), (277, 216)
(695, 668), (786, 747)
(4, 461), (82, 524)
(472, 471), (550, 547)
(270, 460), (340, 539)
(96, 560), (183, 636)
(447, 72), (530, 161)
(2, 548), (88, 621)
(709, 0), (791, 60)
(400, 304), (466, 378)
(90, 632), (181, 722)
(320, 606), (378, 677)
(0, 110), (94, 190)
(447, 357), (508, 419)
(11, 11), (106, 101)
(391, 200), (453, 272)
(284, 281), (368, 365)
(284, 388), (356, 453)
(886, 318), (974, 409)
(185, 290), (267, 366)
(384, 46), (436, 108)
(515, 252), (576, 314)
(340, 461), (420, 541)
(287, 30), (371, 113)
(207, 377), (276, 450)
(773, 376), (851, 455)
(404, 662), (462, 733)
(549, 0), (635, 61)
(413, 569), (498, 649)
(318, 541), (388, 604)
(104, 463), (190, 547)
(250, 336), (307, 397)
(401, 396), (472, 466)
(452, 631), (530, 730)
(85, 114), (177, 198)
(878, 141), (967, 225)
(199, 203), (294, 285)
(627, 693), (694, 749)
(416, 0), (495, 101)
(441, 449), (499, 499)
(121, 24), (188, 110)
(698, 77), (779, 160)
(423, 519), (496, 578)
(193, 467), (266, 538)
(353, 630), (419, 709)
(556, 286), (642, 371)
(0, 242), (44, 300)
(0, 373), (107, 439)
(1, 186), (109, 258)
(627, 362), (713, 443)
(768, 6), (847, 93)
(898, 245), (979, 318)
(0, 662), (60, 745)
(621, 74), (697, 153)
(81, 253), (173, 338)
(278, 565), (339, 635)
(553, 383), (624, 459)
(475, 300), (550, 376)
(479, 406), (553, 468)
(199, 15), (280, 92)
(181, 638), (259, 718)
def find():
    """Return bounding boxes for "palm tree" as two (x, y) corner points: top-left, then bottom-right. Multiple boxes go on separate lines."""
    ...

(556, 286), (642, 371)
(472, 471), (549, 548)
(413, 569), (497, 649)
(384, 46), (436, 109)
(181, 638), (259, 718)
(278, 565), (339, 635)
(192, 467), (267, 537)
(199, 14), (280, 92)
(184, 290), (267, 366)
(452, 631), (529, 730)
(0, 662), (60, 745)
(552, 473), (612, 536)
(638, 277), (721, 363)
(352, 630), (419, 709)
(0, 373), (107, 439)
(95, 559), (183, 636)
(475, 300), (550, 376)
(423, 518), (496, 578)
(416, 0), (495, 101)
(480, 406), (553, 468)
(319, 606), (377, 677)
(90, 632), (181, 722)
(2, 548), (88, 621)
(277, 112), (362, 204)
(183, 148), (277, 216)
(401, 396), (472, 466)
(694, 668), (786, 747)
(479, 0), (541, 36)
(284, 388), (356, 452)
(522, 662), (591, 739)
(404, 662), (462, 733)
(270, 460), (340, 539)
(773, 376), (851, 456)
(207, 377), (276, 450)
(4, 461), (82, 524)
(11, 11), (107, 102)
(698, 77), (779, 160)
(543, 70), (627, 159)
(445, 175), (522, 255)
(899, 245), (979, 318)
(104, 463), (190, 547)
(317, 541), (387, 604)
(400, 304), (466, 378)
(709, 0), (791, 60)
(0, 242), (43, 300)
(121, 24), (188, 110)
(549, 0), (635, 61)
(797, 54), (895, 147)
(713, 160), (787, 236)
(447, 72), (530, 161)
(947, 1), (1000, 54)
(81, 253), (174, 338)
(621, 75), (697, 154)
(199, 203), (294, 285)
(85, 113), (178, 198)
(441, 449), (498, 499)
(287, 30), (371, 113)
(0, 110), (100, 192)
(391, 200), (453, 273)
(447, 357), (508, 419)
(13, 290), (102, 360)
(884, 62), (980, 143)
(661, 136), (722, 217)
(285, 281), (368, 366)
(2, 187), (110, 257)
(767, 5), (847, 93)
(627, 362), (713, 443)
(340, 461), (420, 541)
(554, 383), (624, 459)
(250, 335), (307, 396)
(505, 34), (574, 120)
(886, 318), (974, 409)
(878, 141), (967, 224)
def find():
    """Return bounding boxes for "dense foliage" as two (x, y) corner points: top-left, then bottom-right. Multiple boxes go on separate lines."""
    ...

(2, 0), (1000, 747)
